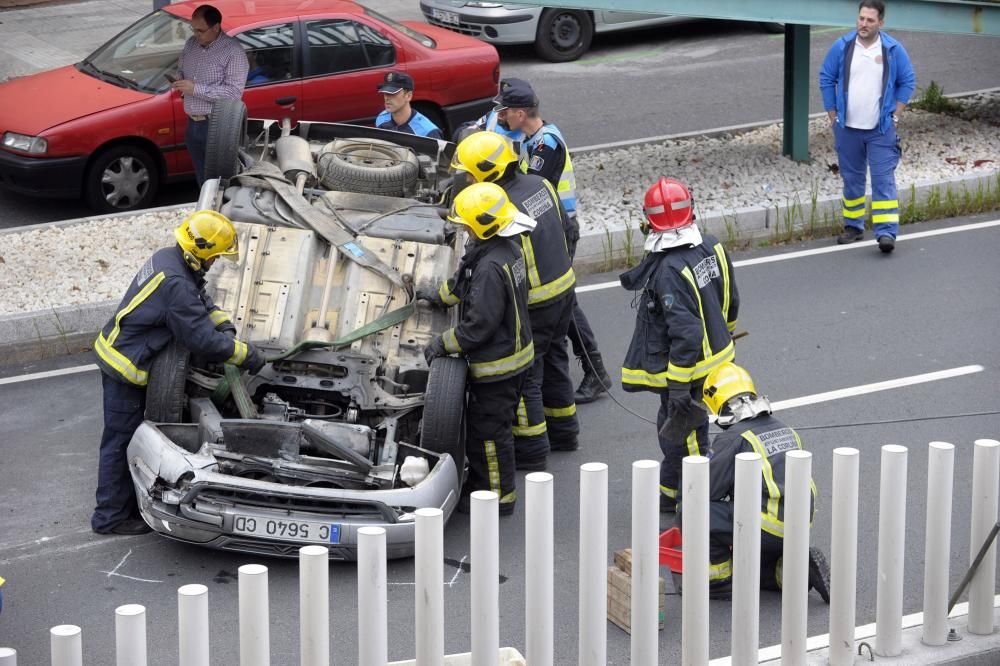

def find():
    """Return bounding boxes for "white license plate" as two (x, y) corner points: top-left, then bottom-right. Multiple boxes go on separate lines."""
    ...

(233, 515), (341, 544)
(431, 8), (460, 25)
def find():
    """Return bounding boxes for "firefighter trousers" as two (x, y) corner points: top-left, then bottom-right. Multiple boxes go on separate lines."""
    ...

(466, 372), (526, 509)
(834, 122), (902, 239)
(656, 382), (708, 502)
(92, 373), (147, 532)
(709, 501), (784, 590)
(514, 295), (579, 463)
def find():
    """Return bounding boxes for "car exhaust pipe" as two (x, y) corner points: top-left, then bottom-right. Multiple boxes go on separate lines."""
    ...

(275, 134), (315, 195)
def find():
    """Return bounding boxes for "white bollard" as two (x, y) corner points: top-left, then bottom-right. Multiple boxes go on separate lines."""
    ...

(632, 459), (661, 666)
(50, 625), (82, 666)
(781, 450), (812, 666)
(578, 462), (608, 666)
(922, 442), (955, 646)
(471, 490), (500, 666)
(731, 452), (762, 666)
(115, 604), (147, 666)
(968, 439), (1000, 635)
(358, 526), (388, 666)
(239, 564), (271, 666)
(875, 445), (908, 656)
(178, 584), (210, 666)
(0, 648), (16, 666)
(681, 456), (709, 666)
(525, 472), (554, 666)
(829, 448), (860, 666)
(300, 546), (330, 666)
(415, 508), (444, 666)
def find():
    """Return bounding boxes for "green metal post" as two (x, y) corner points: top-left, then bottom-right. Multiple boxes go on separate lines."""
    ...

(782, 24), (811, 162)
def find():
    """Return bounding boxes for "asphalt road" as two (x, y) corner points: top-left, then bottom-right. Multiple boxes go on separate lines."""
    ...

(0, 1), (997, 226)
(1, 213), (998, 663)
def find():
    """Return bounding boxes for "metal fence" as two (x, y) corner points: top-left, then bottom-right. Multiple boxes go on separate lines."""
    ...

(1, 438), (997, 665)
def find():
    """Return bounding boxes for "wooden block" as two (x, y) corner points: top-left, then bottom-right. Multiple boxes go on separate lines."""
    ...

(614, 548), (633, 575)
(607, 567), (666, 634)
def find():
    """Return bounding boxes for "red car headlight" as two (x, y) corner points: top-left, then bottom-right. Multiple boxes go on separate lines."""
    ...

(2, 132), (48, 154)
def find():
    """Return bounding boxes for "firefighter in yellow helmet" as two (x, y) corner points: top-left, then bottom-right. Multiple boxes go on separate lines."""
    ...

(451, 131), (579, 471)
(91, 210), (265, 535)
(417, 183), (535, 514)
(697, 362), (830, 602)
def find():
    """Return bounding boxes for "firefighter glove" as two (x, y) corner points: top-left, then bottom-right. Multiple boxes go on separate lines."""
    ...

(416, 287), (443, 308)
(243, 344), (267, 375)
(667, 381), (693, 418)
(217, 321), (237, 337)
(423, 336), (447, 366)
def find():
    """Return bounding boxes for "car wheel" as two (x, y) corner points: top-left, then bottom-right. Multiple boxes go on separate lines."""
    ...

(317, 138), (420, 197)
(204, 98), (248, 181)
(145, 339), (190, 423)
(412, 101), (448, 138)
(534, 8), (593, 63)
(421, 356), (467, 485)
(84, 145), (159, 213)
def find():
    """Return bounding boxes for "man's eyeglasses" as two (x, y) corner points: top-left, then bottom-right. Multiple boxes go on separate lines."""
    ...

(190, 25), (215, 35)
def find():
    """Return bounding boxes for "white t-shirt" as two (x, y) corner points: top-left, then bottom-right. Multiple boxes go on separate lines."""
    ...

(846, 36), (884, 130)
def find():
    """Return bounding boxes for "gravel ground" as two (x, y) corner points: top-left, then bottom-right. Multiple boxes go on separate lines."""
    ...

(1, 95), (997, 316)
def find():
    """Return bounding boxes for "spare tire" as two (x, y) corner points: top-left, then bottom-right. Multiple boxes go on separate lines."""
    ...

(145, 339), (190, 423)
(317, 138), (419, 196)
(420, 356), (467, 485)
(204, 98), (248, 181)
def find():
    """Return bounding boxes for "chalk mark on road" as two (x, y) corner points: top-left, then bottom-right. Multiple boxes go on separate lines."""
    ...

(387, 555), (468, 588)
(100, 548), (163, 584)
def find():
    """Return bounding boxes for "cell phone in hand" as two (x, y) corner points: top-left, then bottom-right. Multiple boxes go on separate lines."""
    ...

(165, 72), (179, 83)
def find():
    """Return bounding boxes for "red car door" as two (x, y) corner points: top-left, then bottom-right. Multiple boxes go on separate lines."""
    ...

(299, 15), (403, 124)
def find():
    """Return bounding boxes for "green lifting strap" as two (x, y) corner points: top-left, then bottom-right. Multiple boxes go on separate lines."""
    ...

(211, 301), (417, 415)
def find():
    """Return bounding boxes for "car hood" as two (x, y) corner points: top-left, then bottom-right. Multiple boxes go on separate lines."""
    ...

(0, 65), (150, 135)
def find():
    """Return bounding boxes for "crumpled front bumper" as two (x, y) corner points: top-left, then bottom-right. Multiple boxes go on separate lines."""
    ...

(127, 422), (459, 559)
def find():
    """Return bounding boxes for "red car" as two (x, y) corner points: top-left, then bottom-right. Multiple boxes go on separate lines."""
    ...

(0, 0), (499, 212)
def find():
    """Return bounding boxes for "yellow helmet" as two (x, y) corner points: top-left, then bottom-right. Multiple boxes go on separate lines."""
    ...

(451, 131), (518, 183)
(174, 210), (239, 267)
(702, 362), (758, 416)
(448, 182), (520, 240)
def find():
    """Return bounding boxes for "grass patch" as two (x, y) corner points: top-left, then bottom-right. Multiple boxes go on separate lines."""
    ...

(908, 81), (962, 115)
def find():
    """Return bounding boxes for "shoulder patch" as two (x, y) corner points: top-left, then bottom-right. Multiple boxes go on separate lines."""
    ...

(137, 256), (155, 286)
(662, 293), (675, 311)
(528, 154), (545, 171)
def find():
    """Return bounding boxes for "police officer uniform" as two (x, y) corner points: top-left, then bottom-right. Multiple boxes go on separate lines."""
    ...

(375, 70), (444, 139)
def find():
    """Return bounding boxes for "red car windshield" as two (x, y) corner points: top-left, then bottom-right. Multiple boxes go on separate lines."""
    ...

(82, 11), (189, 93)
(362, 6), (436, 48)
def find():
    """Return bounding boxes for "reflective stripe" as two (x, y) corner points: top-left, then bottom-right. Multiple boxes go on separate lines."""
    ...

(209, 309), (230, 326)
(713, 243), (731, 324)
(660, 485), (677, 499)
(469, 341), (535, 379)
(842, 207), (867, 219)
(543, 403), (577, 418)
(499, 490), (517, 505)
(662, 340), (736, 383)
(685, 430), (700, 457)
(94, 333), (148, 386)
(709, 559), (733, 581)
(680, 267), (712, 360)
(443, 328), (462, 354)
(743, 431), (782, 531)
(513, 421), (547, 437)
(439, 281), (460, 306)
(502, 264), (525, 355)
(527, 266), (575, 306)
(872, 213), (899, 223)
(484, 439), (502, 495)
(727, 321), (737, 333)
(644, 204), (665, 215)
(842, 195), (866, 207)
(520, 236), (543, 291)
(227, 340), (248, 365)
(671, 199), (692, 211)
(106, 272), (166, 346)
(871, 199), (899, 210)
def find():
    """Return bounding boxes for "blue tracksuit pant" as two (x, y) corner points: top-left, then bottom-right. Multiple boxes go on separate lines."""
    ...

(834, 123), (902, 239)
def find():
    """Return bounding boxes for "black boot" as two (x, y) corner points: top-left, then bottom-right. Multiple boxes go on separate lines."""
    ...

(574, 352), (611, 404)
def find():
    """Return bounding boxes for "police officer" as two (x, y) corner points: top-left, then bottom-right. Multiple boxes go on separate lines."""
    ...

(419, 183), (536, 514)
(492, 78), (611, 404)
(620, 177), (739, 512)
(91, 210), (266, 535)
(700, 362), (830, 602)
(455, 77), (527, 145)
(451, 131), (579, 469)
(375, 70), (444, 139)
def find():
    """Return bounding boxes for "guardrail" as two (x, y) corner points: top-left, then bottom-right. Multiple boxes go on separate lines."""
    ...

(1, 439), (997, 665)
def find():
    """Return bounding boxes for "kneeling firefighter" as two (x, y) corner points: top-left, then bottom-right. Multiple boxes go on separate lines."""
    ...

(699, 362), (830, 601)
(620, 177), (739, 512)
(91, 210), (267, 536)
(418, 182), (536, 515)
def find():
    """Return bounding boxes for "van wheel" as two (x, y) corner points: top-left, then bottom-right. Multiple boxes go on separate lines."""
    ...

(421, 356), (467, 485)
(84, 145), (159, 213)
(535, 9), (593, 62)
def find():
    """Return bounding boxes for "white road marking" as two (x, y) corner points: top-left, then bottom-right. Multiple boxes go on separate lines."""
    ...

(576, 218), (1000, 293)
(0, 364), (98, 386)
(770, 365), (985, 413)
(387, 555), (468, 588)
(100, 548), (163, 584)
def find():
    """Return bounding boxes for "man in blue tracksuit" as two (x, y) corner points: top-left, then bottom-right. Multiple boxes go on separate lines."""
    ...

(375, 70), (444, 139)
(819, 0), (916, 253)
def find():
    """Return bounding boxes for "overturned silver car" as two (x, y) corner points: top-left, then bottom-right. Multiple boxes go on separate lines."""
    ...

(128, 103), (468, 559)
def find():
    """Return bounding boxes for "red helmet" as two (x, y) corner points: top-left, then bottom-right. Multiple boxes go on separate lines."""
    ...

(642, 177), (694, 232)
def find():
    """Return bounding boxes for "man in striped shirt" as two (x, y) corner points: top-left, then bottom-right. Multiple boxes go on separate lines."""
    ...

(173, 4), (249, 185)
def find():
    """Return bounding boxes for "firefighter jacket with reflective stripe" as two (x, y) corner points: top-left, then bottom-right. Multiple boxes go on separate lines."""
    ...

(439, 236), (534, 383)
(620, 233), (739, 392)
(708, 414), (817, 538)
(500, 172), (576, 308)
(94, 246), (245, 386)
(521, 122), (577, 217)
